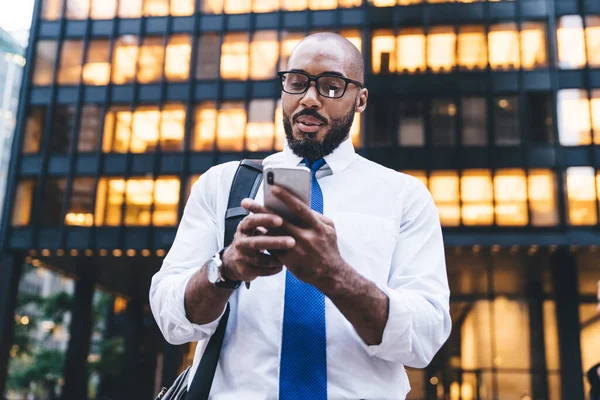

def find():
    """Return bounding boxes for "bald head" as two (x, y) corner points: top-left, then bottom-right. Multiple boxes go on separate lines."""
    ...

(288, 32), (364, 83)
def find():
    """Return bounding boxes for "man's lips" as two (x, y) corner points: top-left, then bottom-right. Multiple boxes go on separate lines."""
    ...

(295, 115), (326, 133)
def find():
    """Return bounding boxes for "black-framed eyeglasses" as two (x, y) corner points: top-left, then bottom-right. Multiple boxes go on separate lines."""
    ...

(277, 71), (363, 99)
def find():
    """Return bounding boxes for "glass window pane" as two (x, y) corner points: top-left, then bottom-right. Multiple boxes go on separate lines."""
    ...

(558, 89), (591, 146)
(118, 0), (142, 17)
(526, 93), (554, 144)
(95, 178), (121, 226)
(282, 0), (307, 11)
(102, 107), (127, 153)
(430, 171), (460, 226)
(431, 99), (456, 146)
(586, 16), (600, 67)
(50, 106), (77, 153)
(592, 89), (600, 144)
(566, 167), (598, 225)
(153, 178), (180, 226)
(83, 40), (111, 85)
(494, 299), (531, 369)
(33, 41), (58, 86)
(427, 26), (456, 73)
(557, 15), (587, 69)
(341, 29), (362, 53)
(339, 0), (361, 6)
(217, 102), (246, 151)
(166, 35), (191, 81)
(279, 32), (304, 71)
(372, 30), (396, 74)
(369, 101), (395, 147)
(193, 102), (217, 151)
(246, 99), (275, 151)
(65, 0), (90, 19)
(224, 0), (251, 14)
(275, 100), (285, 151)
(130, 108), (160, 153)
(196, 34), (220, 79)
(494, 96), (520, 145)
(220, 33), (249, 80)
(398, 28), (425, 73)
(57, 40), (84, 85)
(171, 0), (194, 15)
(350, 112), (361, 148)
(200, 0), (223, 13)
(309, 0), (336, 9)
(138, 37), (165, 84)
(250, 31), (279, 80)
(461, 169), (493, 226)
(528, 169), (558, 226)
(543, 301), (560, 372)
(40, 179), (67, 226)
(78, 105), (102, 152)
(160, 104), (186, 152)
(144, 0), (169, 16)
(112, 36), (139, 84)
(458, 300), (494, 371)
(253, 0), (279, 12)
(458, 26), (487, 71)
(11, 180), (36, 226)
(521, 22), (548, 70)
(124, 179), (153, 225)
(90, 0), (116, 18)
(489, 23), (520, 71)
(461, 97), (487, 146)
(22, 107), (45, 154)
(494, 169), (527, 226)
(65, 178), (95, 227)
(42, 0), (64, 19)
(398, 101), (424, 146)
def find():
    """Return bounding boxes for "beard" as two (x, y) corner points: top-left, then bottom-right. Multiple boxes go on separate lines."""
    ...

(283, 105), (356, 162)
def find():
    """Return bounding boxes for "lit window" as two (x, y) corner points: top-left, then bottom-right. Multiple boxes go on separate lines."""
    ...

(458, 26), (487, 71)
(253, 0), (278, 12)
(22, 107), (46, 154)
(398, 101), (424, 146)
(338, 0), (362, 6)
(118, 0), (142, 17)
(557, 89), (592, 146)
(166, 35), (191, 81)
(171, 0), (194, 15)
(193, 102), (217, 151)
(592, 90), (600, 144)
(494, 97), (520, 145)
(90, 0), (117, 19)
(250, 31), (279, 80)
(372, 30), (396, 74)
(11, 180), (36, 226)
(528, 169), (558, 226)
(461, 170), (493, 226)
(371, 0), (395, 6)
(152, 178), (180, 226)
(427, 26), (456, 73)
(33, 41), (58, 86)
(520, 23), (547, 70)
(42, 0), (63, 19)
(586, 17), (600, 67)
(566, 167), (598, 226)
(309, 0), (337, 10)
(201, 0), (223, 13)
(398, 28), (426, 73)
(402, 171), (428, 188)
(138, 37), (165, 84)
(350, 112), (361, 148)
(78, 105), (103, 152)
(398, 0), (421, 3)
(112, 36), (139, 84)
(224, 0), (251, 14)
(341, 29), (362, 54)
(462, 97), (487, 146)
(430, 171), (460, 226)
(127, 108), (158, 153)
(247, 100), (275, 151)
(65, 0), (90, 19)
(83, 40), (111, 85)
(144, 0), (169, 16)
(196, 34), (221, 79)
(431, 99), (456, 146)
(159, 104), (186, 151)
(221, 33), (249, 80)
(557, 16), (587, 69)
(279, 32), (304, 71)
(275, 101), (285, 151)
(489, 23), (520, 71)
(57, 40), (84, 85)
(65, 178), (95, 227)
(217, 103), (246, 151)
(494, 169), (527, 226)
(282, 0), (307, 11)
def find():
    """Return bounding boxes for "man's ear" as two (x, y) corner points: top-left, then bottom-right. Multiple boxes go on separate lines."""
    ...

(355, 88), (368, 113)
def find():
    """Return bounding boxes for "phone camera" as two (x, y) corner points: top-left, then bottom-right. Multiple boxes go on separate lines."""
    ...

(267, 172), (274, 185)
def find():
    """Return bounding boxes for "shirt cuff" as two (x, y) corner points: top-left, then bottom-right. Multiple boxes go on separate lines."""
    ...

(159, 265), (226, 343)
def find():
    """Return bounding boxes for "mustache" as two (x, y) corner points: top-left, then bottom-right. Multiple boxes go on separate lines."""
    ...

(292, 109), (328, 125)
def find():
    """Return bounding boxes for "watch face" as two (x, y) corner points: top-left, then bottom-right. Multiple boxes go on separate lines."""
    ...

(207, 259), (219, 284)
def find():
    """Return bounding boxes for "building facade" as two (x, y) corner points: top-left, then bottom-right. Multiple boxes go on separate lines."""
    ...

(1, 0), (599, 399)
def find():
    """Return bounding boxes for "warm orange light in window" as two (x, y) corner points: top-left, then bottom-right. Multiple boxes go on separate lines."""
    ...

(558, 89), (592, 146)
(112, 38), (138, 84)
(566, 167), (598, 225)
(557, 16), (587, 69)
(528, 169), (558, 226)
(342, 29), (362, 54)
(224, 0), (251, 14)
(170, 0), (194, 15)
(489, 24), (520, 70)
(114, 296), (127, 314)
(217, 103), (246, 151)
(82, 62), (111, 85)
(430, 171), (460, 226)
(398, 28), (426, 73)
(309, 0), (337, 10)
(250, 31), (279, 80)
(221, 34), (249, 79)
(246, 100), (276, 152)
(520, 23), (547, 69)
(427, 27), (456, 73)
(253, 0), (278, 12)
(494, 169), (527, 226)
(65, 212), (94, 227)
(372, 30), (396, 74)
(144, 0), (169, 16)
(279, 33), (304, 70)
(282, 0), (307, 11)
(371, 0), (395, 6)
(90, 0), (117, 18)
(194, 104), (218, 151)
(350, 113), (361, 148)
(461, 170), (494, 226)
(586, 17), (600, 67)
(165, 36), (191, 81)
(458, 26), (487, 70)
(402, 171), (428, 188)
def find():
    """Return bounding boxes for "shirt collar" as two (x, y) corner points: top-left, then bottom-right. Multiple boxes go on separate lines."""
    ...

(282, 137), (357, 175)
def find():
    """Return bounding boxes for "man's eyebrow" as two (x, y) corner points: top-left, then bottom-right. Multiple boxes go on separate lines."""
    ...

(288, 69), (346, 77)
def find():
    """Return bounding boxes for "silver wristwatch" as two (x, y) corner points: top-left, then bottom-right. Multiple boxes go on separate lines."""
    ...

(207, 249), (241, 289)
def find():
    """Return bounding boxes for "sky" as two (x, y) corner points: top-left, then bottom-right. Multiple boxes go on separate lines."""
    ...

(0, 0), (35, 33)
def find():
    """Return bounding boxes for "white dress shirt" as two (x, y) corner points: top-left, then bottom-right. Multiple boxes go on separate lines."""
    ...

(150, 138), (451, 399)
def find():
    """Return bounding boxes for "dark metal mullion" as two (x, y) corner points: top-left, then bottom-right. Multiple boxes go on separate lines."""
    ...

(514, 14), (526, 231)
(243, 24), (255, 155)
(212, 12), (227, 164)
(272, 8), (284, 154)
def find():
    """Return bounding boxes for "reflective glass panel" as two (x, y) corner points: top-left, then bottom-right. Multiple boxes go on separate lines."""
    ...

(11, 180), (36, 226)
(166, 35), (191, 81)
(461, 97), (487, 146)
(33, 41), (58, 86)
(42, 0), (64, 19)
(557, 15), (587, 69)
(65, 0), (90, 19)
(246, 99), (275, 151)
(196, 34), (220, 79)
(458, 26), (487, 71)
(279, 32), (304, 71)
(22, 107), (45, 154)
(586, 16), (600, 67)
(224, 0), (251, 14)
(557, 89), (592, 146)
(50, 106), (77, 153)
(494, 169), (527, 226)
(372, 30), (396, 74)
(494, 96), (520, 145)
(193, 102), (217, 151)
(66, 178), (95, 227)
(398, 28), (425, 73)
(171, 0), (194, 15)
(57, 40), (84, 85)
(489, 24), (520, 70)
(200, 0), (223, 13)
(118, 0), (142, 17)
(83, 40), (111, 85)
(566, 167), (598, 225)
(144, 0), (169, 16)
(528, 169), (558, 226)
(90, 0), (117, 18)
(430, 171), (460, 226)
(431, 99), (456, 146)
(138, 37), (165, 84)
(398, 101), (424, 146)
(427, 26), (456, 73)
(217, 102), (246, 151)
(282, 0), (307, 11)
(40, 179), (67, 226)
(521, 22), (547, 69)
(112, 36), (139, 84)
(78, 105), (102, 152)
(461, 169), (494, 226)
(220, 33), (249, 80)
(253, 0), (278, 12)
(250, 31), (279, 80)
(309, 0), (337, 9)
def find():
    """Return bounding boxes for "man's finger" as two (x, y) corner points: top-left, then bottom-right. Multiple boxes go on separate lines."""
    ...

(238, 213), (283, 234)
(271, 185), (319, 227)
(241, 198), (272, 215)
(243, 252), (283, 269)
(241, 264), (283, 278)
(237, 236), (296, 251)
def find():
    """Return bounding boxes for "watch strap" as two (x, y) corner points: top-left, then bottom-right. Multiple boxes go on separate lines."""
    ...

(214, 248), (241, 289)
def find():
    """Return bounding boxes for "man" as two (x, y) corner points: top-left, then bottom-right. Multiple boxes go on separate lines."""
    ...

(150, 32), (451, 399)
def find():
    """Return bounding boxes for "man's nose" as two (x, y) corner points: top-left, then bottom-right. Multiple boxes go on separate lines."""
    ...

(300, 83), (322, 109)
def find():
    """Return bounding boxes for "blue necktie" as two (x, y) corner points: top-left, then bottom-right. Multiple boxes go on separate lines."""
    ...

(279, 159), (327, 399)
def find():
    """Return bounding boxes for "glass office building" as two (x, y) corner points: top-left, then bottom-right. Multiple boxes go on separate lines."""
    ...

(0, 0), (599, 399)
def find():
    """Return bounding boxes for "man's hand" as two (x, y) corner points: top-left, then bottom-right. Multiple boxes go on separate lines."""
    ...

(221, 210), (296, 283)
(241, 186), (346, 287)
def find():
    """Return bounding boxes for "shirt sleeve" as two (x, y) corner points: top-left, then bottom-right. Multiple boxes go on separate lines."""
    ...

(149, 165), (229, 345)
(361, 177), (452, 368)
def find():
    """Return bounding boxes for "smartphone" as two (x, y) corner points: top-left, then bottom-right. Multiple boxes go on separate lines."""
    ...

(263, 166), (311, 223)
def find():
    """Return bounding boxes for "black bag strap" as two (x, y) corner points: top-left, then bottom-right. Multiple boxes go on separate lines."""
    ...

(186, 159), (263, 400)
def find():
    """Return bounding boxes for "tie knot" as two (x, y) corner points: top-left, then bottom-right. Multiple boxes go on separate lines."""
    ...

(304, 159), (326, 174)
